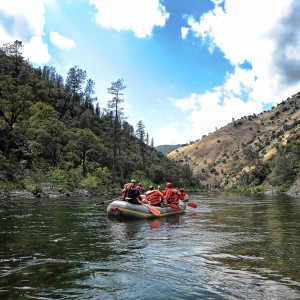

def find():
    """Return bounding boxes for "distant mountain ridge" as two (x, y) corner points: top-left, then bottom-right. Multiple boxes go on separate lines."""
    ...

(167, 92), (300, 193)
(155, 144), (183, 155)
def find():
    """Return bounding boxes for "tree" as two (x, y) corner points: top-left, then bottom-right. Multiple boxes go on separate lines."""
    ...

(2, 40), (24, 77)
(107, 78), (126, 183)
(26, 102), (71, 166)
(136, 120), (146, 170)
(83, 78), (97, 110)
(271, 147), (295, 185)
(0, 42), (33, 157)
(59, 65), (86, 119)
(69, 128), (101, 177)
(151, 137), (154, 149)
(243, 146), (259, 166)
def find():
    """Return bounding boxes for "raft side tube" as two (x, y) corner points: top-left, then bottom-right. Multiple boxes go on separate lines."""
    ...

(107, 200), (186, 219)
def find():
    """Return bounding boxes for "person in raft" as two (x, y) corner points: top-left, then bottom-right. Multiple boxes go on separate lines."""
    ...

(179, 188), (188, 201)
(162, 182), (185, 205)
(142, 186), (165, 206)
(138, 182), (147, 194)
(122, 179), (142, 204)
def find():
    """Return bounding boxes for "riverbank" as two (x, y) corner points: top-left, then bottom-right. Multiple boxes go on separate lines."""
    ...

(0, 180), (299, 200)
(0, 188), (119, 200)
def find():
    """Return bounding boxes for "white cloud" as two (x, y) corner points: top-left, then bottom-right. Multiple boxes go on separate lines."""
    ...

(157, 0), (300, 145)
(180, 90), (263, 141)
(89, 0), (170, 38)
(186, 0), (300, 103)
(50, 32), (76, 50)
(23, 36), (51, 65)
(0, 0), (51, 64)
(154, 124), (183, 146)
(181, 27), (189, 40)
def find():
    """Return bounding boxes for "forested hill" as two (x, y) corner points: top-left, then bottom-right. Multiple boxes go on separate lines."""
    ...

(168, 94), (300, 194)
(0, 41), (197, 196)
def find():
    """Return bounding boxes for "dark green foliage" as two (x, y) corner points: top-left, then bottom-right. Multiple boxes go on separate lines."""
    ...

(0, 41), (198, 192)
(270, 145), (296, 186)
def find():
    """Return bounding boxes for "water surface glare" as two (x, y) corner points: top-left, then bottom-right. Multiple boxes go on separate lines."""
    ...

(0, 193), (299, 299)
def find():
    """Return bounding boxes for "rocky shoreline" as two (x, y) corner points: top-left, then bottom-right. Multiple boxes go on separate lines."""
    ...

(0, 180), (299, 199)
(0, 188), (119, 199)
(287, 179), (300, 195)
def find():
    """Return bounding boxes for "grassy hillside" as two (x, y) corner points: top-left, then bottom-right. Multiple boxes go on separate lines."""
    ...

(168, 93), (300, 193)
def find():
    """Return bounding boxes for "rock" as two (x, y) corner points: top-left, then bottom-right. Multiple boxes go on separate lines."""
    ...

(8, 190), (35, 199)
(287, 179), (300, 195)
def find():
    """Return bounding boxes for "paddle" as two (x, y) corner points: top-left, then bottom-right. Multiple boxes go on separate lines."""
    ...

(186, 202), (197, 208)
(138, 200), (161, 216)
(95, 197), (121, 205)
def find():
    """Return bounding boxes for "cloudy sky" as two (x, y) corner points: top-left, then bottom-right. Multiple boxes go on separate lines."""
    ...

(1, 0), (300, 146)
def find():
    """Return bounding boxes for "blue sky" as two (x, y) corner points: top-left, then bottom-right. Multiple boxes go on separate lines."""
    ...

(1, 0), (300, 146)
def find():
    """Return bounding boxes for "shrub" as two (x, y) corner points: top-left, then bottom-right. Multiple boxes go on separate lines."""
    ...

(48, 167), (71, 189)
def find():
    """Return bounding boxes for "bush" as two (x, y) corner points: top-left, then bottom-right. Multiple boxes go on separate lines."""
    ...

(47, 167), (71, 189)
(80, 174), (99, 191)
(277, 181), (292, 193)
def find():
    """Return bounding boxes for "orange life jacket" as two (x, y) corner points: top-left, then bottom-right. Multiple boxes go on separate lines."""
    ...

(163, 188), (184, 204)
(145, 190), (164, 205)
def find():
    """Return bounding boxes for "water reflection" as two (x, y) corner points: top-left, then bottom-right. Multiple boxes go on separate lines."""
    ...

(0, 194), (299, 299)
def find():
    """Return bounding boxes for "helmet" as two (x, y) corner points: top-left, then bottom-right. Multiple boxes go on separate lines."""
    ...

(131, 179), (136, 183)
(149, 185), (154, 190)
(157, 186), (161, 190)
(166, 182), (172, 188)
(180, 188), (185, 192)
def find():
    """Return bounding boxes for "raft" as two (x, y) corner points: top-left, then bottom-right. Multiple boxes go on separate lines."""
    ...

(107, 200), (186, 219)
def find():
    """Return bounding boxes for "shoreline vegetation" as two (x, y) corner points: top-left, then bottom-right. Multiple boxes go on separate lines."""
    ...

(1, 180), (299, 200)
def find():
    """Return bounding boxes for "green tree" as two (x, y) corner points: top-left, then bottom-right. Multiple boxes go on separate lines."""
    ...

(107, 78), (126, 183)
(0, 41), (33, 157)
(59, 65), (86, 119)
(69, 128), (101, 177)
(136, 120), (146, 170)
(83, 78), (97, 110)
(243, 146), (259, 166)
(27, 102), (72, 166)
(271, 147), (295, 185)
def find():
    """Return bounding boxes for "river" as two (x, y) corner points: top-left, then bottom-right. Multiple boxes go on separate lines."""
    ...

(0, 192), (299, 299)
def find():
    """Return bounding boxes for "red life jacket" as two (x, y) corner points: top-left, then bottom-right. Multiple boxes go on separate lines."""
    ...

(145, 190), (164, 205)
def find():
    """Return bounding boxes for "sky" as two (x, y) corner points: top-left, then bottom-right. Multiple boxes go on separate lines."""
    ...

(0, 0), (300, 146)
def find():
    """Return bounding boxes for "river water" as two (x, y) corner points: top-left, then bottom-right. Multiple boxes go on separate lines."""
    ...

(0, 192), (299, 299)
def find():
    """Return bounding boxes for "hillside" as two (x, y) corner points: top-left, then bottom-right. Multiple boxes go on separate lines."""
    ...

(155, 144), (183, 155)
(168, 93), (300, 192)
(0, 41), (198, 197)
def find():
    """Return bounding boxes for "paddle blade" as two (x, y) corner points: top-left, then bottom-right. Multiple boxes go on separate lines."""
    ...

(147, 205), (161, 216)
(187, 202), (197, 208)
(140, 201), (161, 216)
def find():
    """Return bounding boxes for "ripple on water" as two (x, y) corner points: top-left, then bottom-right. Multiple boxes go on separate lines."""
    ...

(0, 195), (299, 299)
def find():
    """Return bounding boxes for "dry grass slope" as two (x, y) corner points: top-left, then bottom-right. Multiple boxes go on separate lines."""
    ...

(168, 92), (300, 188)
